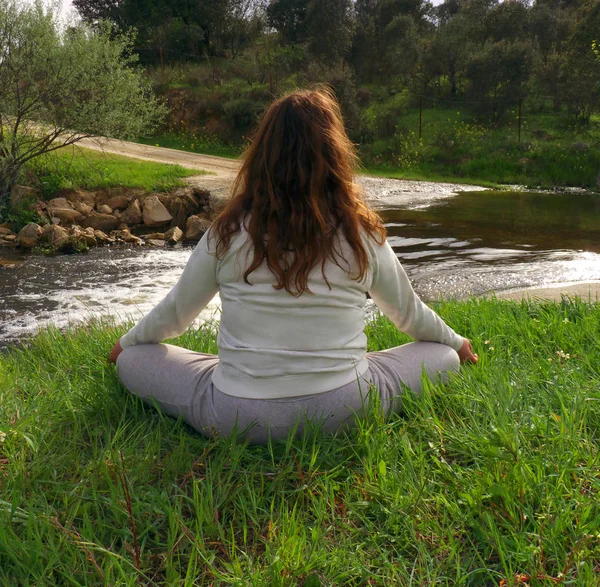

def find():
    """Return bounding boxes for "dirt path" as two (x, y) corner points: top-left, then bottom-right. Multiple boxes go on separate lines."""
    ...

(78, 136), (240, 179)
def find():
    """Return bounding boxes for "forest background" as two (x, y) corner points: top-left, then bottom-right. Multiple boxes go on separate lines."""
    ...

(71, 0), (600, 189)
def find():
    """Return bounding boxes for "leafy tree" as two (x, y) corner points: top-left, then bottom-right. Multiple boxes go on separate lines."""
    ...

(0, 1), (165, 218)
(305, 0), (354, 62)
(266, 0), (309, 44)
(562, 0), (600, 122)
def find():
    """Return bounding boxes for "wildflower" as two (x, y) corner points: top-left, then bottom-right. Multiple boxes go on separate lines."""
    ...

(547, 358), (553, 363)
(0, 431), (5, 443)
(563, 318), (569, 324)
(484, 339), (491, 345)
(489, 346), (494, 351)
(556, 350), (570, 360)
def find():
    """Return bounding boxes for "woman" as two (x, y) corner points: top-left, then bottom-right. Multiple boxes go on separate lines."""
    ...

(109, 89), (478, 444)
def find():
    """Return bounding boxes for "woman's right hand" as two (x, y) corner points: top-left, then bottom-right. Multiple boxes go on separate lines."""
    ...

(458, 338), (478, 364)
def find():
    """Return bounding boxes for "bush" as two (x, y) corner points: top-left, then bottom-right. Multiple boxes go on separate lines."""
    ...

(367, 93), (410, 139)
(432, 121), (487, 157)
(223, 98), (264, 130)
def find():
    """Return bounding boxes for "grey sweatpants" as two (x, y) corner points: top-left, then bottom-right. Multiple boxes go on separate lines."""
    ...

(116, 342), (459, 444)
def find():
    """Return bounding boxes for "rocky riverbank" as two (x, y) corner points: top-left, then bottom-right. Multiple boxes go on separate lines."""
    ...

(1, 179), (227, 252)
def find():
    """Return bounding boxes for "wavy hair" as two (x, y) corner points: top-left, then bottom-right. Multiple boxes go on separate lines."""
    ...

(211, 88), (386, 296)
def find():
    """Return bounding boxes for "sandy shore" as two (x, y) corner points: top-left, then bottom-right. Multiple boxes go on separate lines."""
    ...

(490, 282), (600, 302)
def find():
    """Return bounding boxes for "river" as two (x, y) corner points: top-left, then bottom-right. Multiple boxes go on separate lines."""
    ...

(2, 177), (600, 347)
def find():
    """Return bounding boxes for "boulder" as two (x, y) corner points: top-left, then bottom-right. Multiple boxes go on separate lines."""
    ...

(146, 239), (166, 247)
(143, 195), (172, 228)
(97, 204), (113, 215)
(79, 227), (97, 247)
(118, 229), (142, 246)
(46, 198), (83, 225)
(2, 234), (16, 242)
(10, 185), (37, 209)
(165, 226), (183, 244)
(72, 200), (93, 216)
(93, 230), (115, 244)
(185, 215), (212, 242)
(0, 227), (14, 236)
(63, 189), (96, 208)
(41, 224), (69, 248)
(120, 199), (142, 226)
(83, 212), (120, 233)
(105, 195), (130, 210)
(16, 223), (43, 249)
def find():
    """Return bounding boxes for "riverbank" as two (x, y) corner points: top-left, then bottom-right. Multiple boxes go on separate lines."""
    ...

(1, 298), (600, 583)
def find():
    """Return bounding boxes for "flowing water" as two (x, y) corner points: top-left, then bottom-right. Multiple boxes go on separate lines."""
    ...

(2, 178), (600, 347)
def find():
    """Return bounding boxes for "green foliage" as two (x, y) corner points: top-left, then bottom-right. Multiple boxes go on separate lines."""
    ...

(5, 207), (46, 233)
(2, 299), (600, 583)
(0, 1), (166, 216)
(140, 133), (244, 160)
(33, 236), (89, 256)
(223, 98), (263, 131)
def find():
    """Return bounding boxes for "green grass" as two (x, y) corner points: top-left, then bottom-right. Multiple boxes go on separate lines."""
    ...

(27, 146), (201, 199)
(2, 298), (600, 584)
(358, 100), (600, 190)
(138, 133), (244, 160)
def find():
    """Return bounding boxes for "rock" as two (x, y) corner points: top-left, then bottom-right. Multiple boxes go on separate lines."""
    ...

(143, 195), (172, 228)
(2, 234), (16, 242)
(41, 224), (69, 247)
(120, 199), (142, 226)
(79, 227), (97, 247)
(30, 202), (50, 223)
(46, 198), (83, 225)
(146, 239), (166, 247)
(63, 189), (96, 208)
(83, 212), (120, 233)
(143, 232), (164, 240)
(572, 141), (589, 151)
(72, 200), (93, 216)
(10, 185), (37, 209)
(93, 230), (115, 244)
(165, 226), (183, 244)
(97, 204), (113, 214)
(16, 223), (43, 249)
(0, 227), (14, 236)
(105, 195), (130, 210)
(118, 229), (142, 245)
(185, 215), (212, 242)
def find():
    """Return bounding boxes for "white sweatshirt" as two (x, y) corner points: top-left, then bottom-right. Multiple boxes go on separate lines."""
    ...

(120, 228), (463, 399)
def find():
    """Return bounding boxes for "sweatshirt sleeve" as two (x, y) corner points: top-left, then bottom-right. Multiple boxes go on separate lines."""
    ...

(119, 231), (219, 349)
(368, 239), (463, 351)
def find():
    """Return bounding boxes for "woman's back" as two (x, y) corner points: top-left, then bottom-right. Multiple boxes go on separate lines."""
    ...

(214, 226), (372, 398)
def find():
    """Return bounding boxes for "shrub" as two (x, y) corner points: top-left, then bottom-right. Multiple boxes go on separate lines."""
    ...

(223, 98), (264, 130)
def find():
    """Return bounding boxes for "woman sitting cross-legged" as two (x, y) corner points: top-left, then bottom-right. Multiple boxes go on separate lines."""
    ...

(109, 89), (478, 444)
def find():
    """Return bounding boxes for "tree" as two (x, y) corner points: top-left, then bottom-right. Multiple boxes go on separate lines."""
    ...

(562, 0), (600, 123)
(0, 1), (165, 218)
(305, 0), (354, 62)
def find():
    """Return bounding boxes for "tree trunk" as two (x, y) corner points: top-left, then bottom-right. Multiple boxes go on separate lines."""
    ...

(0, 163), (21, 220)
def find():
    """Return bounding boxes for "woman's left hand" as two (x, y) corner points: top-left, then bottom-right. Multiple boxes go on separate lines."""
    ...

(108, 340), (123, 364)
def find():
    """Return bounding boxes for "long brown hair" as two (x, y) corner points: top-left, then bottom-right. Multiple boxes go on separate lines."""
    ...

(211, 88), (386, 296)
